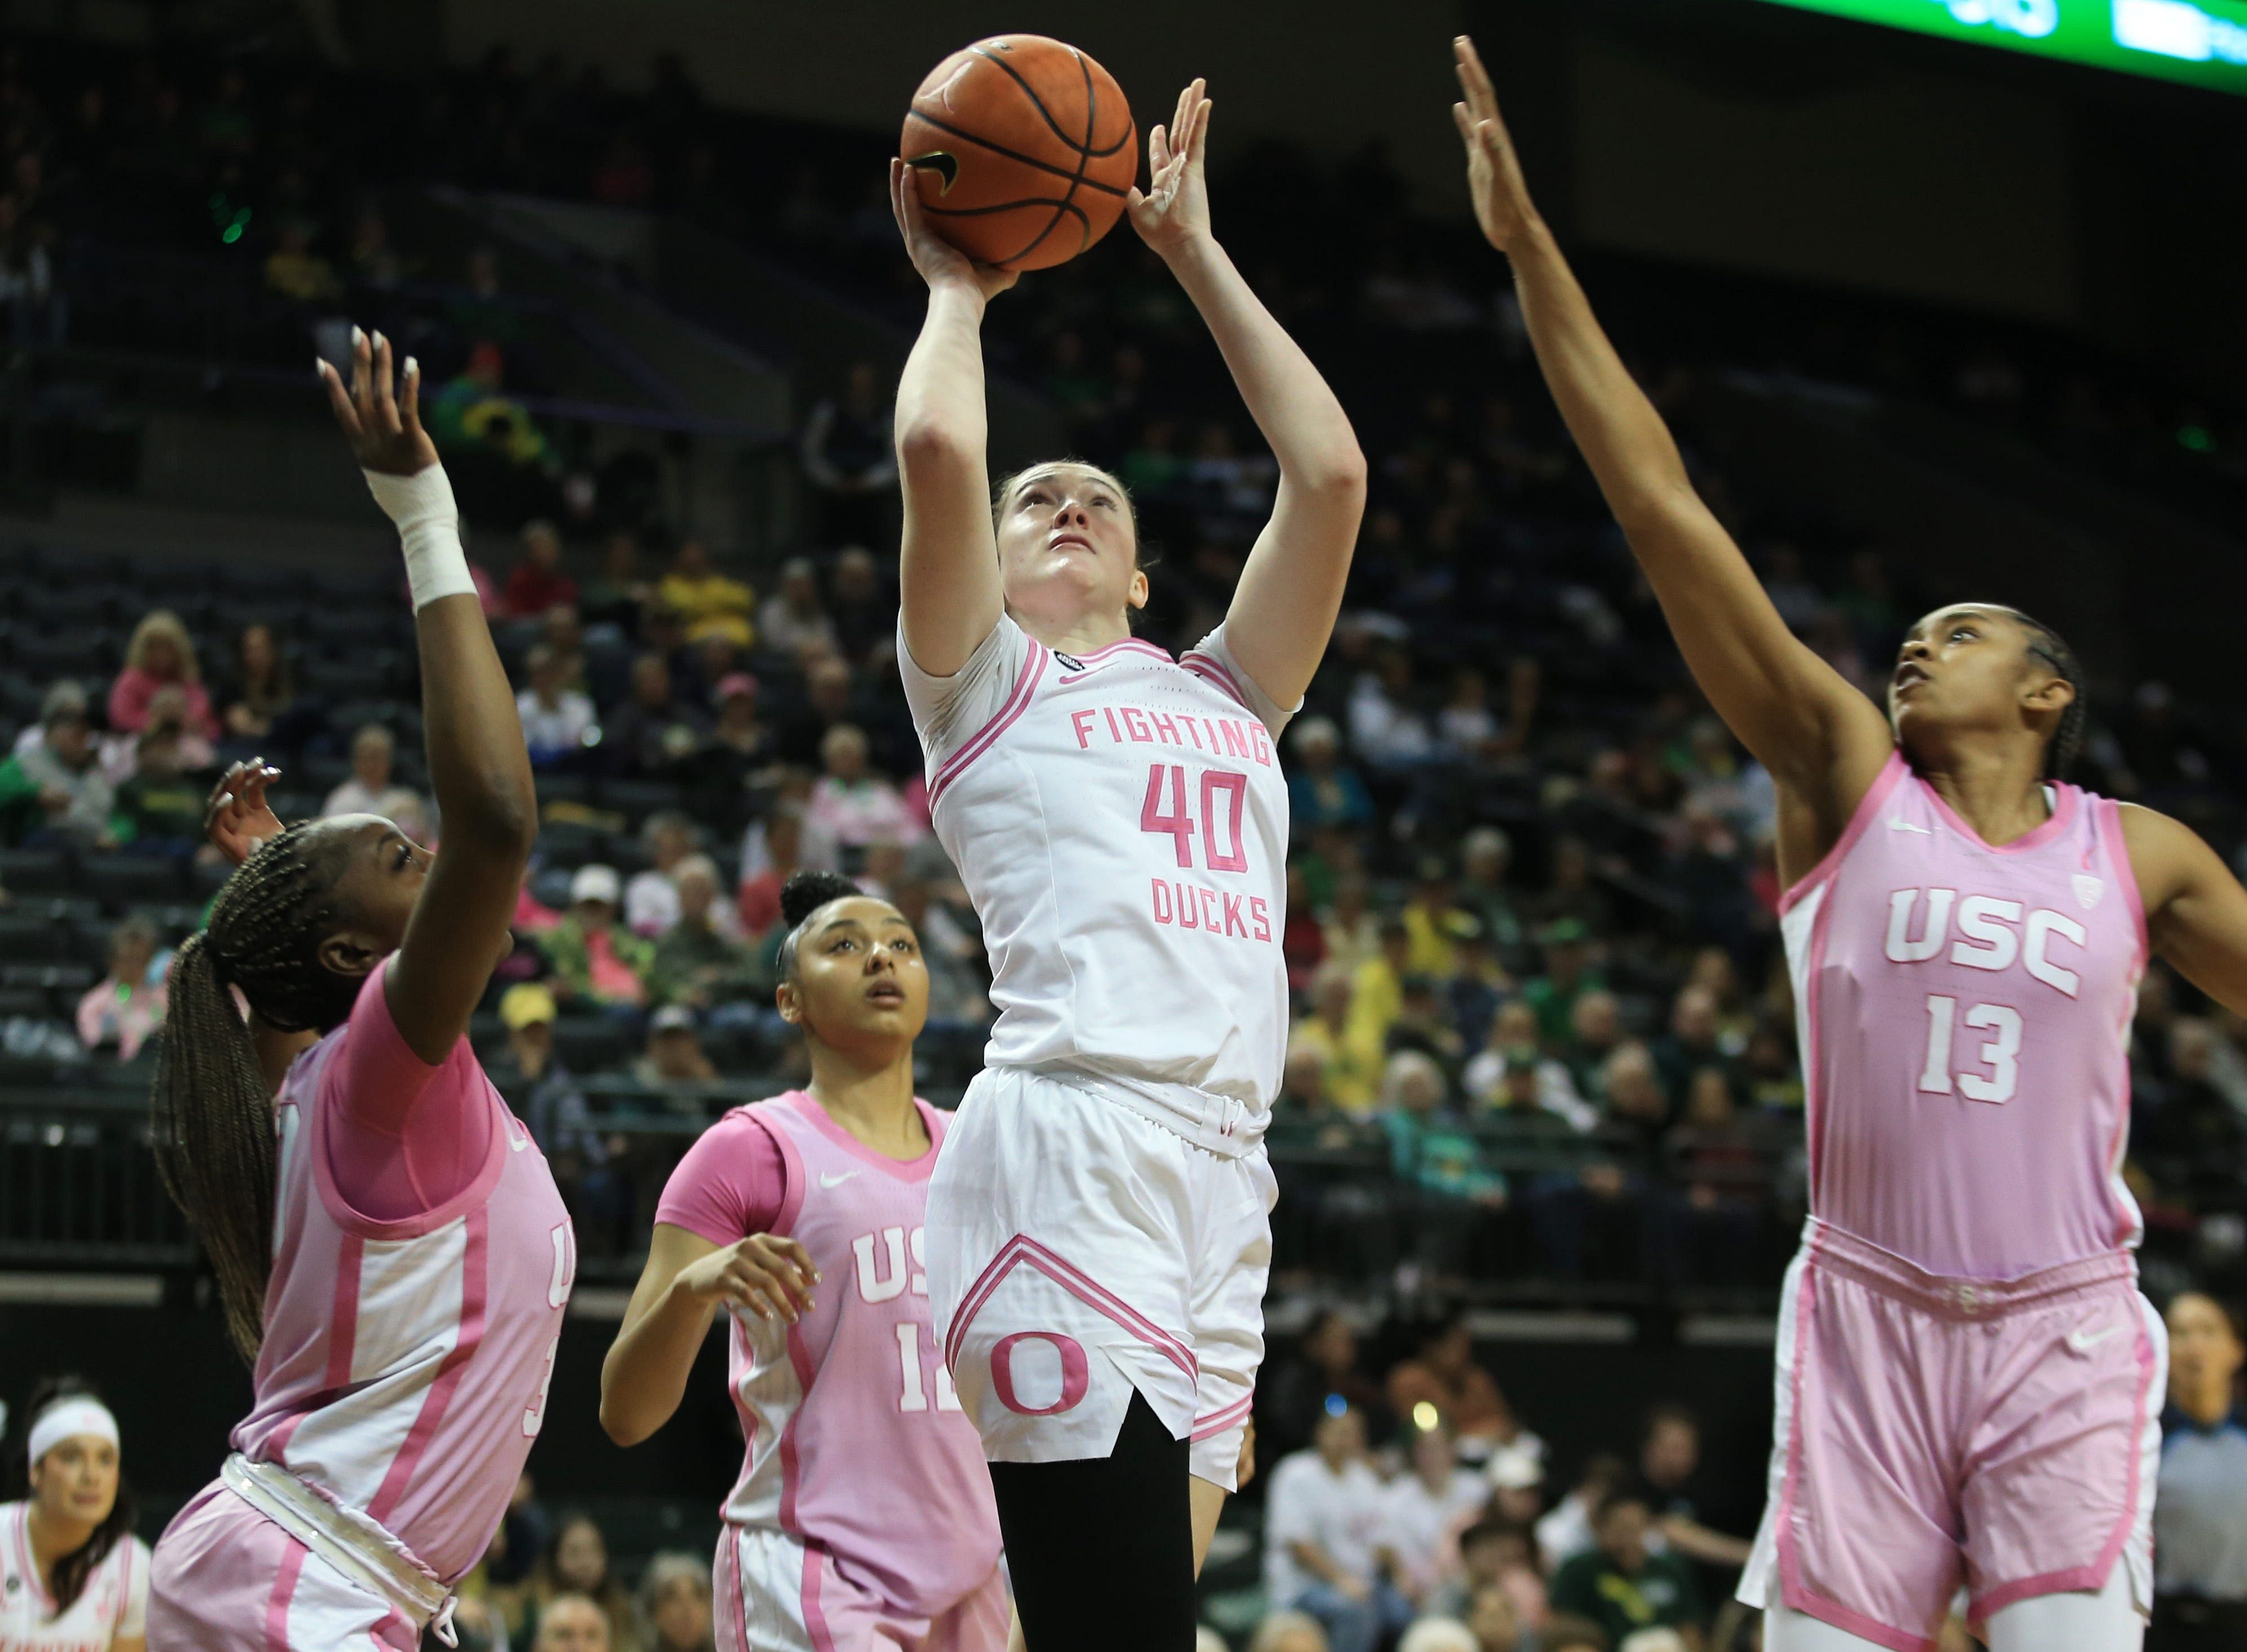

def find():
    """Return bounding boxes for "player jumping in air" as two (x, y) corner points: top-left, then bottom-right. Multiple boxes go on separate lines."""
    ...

(601, 871), (1006, 1652)
(147, 329), (569, 1651)
(887, 78), (1365, 1652)
(1449, 34), (2247, 1652)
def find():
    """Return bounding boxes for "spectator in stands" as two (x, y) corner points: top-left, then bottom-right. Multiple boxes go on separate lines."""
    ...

(1521, 920), (1603, 1050)
(1349, 919), (1413, 1059)
(542, 864), (653, 1012)
(648, 855), (760, 1011)
(523, 1513), (639, 1652)
(1637, 1403), (1751, 1571)
(634, 1552), (713, 1652)
(108, 720), (205, 853)
(1563, 992), (1628, 1102)
(1386, 1311), (1514, 1445)
(803, 724), (920, 870)
(890, 864), (988, 1030)
(1651, 988), (1732, 1108)
(263, 217), (339, 302)
(320, 723), (431, 843)
(76, 913), (168, 1060)
(582, 532), (649, 634)
(1429, 1517), (1547, 1630)
(1538, 1454), (1632, 1573)
(99, 685), (213, 787)
(657, 539), (753, 647)
(1538, 1620), (1609, 1652)
(1383, 1052), (1506, 1262)
(109, 609), (217, 739)
(1261, 1308), (1388, 1466)
(1456, 828), (1524, 963)
(1531, 1043), (1669, 1281)
(632, 1004), (718, 1104)
(1247, 1613), (1331, 1652)
(430, 343), (552, 471)
(1290, 716), (1374, 834)
(705, 673), (768, 765)
(776, 654), (859, 768)
(1382, 1419), (1491, 1610)
(603, 653), (705, 778)
(505, 520), (579, 619)
(0, 682), (115, 848)
(625, 811), (699, 937)
(532, 1593), (613, 1652)
(1464, 1002), (1589, 1126)
(1321, 874), (1382, 979)
(1263, 1402), (1410, 1652)
(2139, 1019), (2247, 1211)
(1396, 1620), (1478, 1652)
(517, 644), (595, 768)
(218, 623), (296, 744)
(1668, 1071), (1765, 1284)
(799, 360), (897, 547)
(757, 557), (838, 660)
(1548, 1488), (1704, 1651)
(2153, 1292), (2247, 1649)
(736, 805), (803, 937)
(826, 546), (888, 663)
(1402, 858), (1467, 982)
(484, 981), (629, 1243)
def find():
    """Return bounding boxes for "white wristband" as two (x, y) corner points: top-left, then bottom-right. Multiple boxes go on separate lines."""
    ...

(363, 465), (476, 611)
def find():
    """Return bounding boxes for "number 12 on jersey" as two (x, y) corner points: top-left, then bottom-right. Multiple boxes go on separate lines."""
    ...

(1140, 763), (1250, 873)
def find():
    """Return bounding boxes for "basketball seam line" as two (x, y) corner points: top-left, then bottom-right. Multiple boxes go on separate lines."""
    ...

(922, 198), (1093, 223)
(998, 49), (1100, 267)
(901, 109), (1131, 199)
(966, 44), (1133, 158)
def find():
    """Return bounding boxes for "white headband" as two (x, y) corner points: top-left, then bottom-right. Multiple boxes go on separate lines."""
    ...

(28, 1399), (118, 1467)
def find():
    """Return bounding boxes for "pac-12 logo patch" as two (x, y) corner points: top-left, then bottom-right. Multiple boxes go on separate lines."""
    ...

(1054, 653), (1084, 672)
(2073, 874), (2104, 910)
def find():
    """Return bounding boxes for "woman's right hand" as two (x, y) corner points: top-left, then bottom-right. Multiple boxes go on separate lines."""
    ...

(206, 759), (284, 866)
(1452, 36), (1543, 257)
(318, 326), (439, 476)
(672, 1232), (820, 1323)
(890, 157), (1018, 305)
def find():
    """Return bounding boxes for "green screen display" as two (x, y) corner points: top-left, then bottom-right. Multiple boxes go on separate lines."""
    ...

(1752, 0), (2247, 93)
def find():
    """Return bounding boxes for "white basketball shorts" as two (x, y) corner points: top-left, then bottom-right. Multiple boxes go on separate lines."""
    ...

(925, 1065), (1275, 1490)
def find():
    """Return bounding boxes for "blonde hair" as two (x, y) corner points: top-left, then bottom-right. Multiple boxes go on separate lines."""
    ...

(125, 610), (201, 685)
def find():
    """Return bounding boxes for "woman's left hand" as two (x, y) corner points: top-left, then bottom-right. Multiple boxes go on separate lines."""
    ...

(1128, 78), (1213, 259)
(205, 759), (284, 866)
(319, 327), (439, 476)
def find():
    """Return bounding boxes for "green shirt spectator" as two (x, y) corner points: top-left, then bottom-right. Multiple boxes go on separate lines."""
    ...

(0, 684), (115, 848)
(110, 728), (207, 848)
(1549, 1491), (1706, 1650)
(540, 865), (657, 1009)
(647, 856), (766, 1010)
(1381, 1050), (1506, 1205)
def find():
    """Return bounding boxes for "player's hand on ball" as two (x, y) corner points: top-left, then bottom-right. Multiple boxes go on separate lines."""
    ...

(206, 759), (284, 866)
(678, 1234), (820, 1323)
(890, 157), (1018, 303)
(319, 325), (439, 476)
(1128, 78), (1212, 257)
(1452, 36), (1541, 255)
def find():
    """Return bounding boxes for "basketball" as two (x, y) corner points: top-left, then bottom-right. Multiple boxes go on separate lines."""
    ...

(900, 35), (1137, 273)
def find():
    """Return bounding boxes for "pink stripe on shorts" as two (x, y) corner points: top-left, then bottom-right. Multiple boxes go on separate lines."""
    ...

(1754, 1219), (2161, 1652)
(147, 1482), (417, 1652)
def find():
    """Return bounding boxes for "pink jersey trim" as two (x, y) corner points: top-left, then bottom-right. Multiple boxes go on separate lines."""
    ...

(1068, 637), (1172, 666)
(324, 1232), (364, 1391)
(1963, 1303), (2159, 1624)
(1777, 752), (1909, 917)
(263, 1538), (307, 1652)
(929, 641), (1049, 809)
(2097, 798), (2151, 1253)
(763, 1119), (814, 1540)
(367, 1206), (490, 1527)
(1923, 775), (2079, 858)
(1190, 1394), (1255, 1442)
(1180, 651), (1249, 711)
(777, 1091), (944, 1183)
(1802, 880), (1837, 1208)
(307, 1061), (510, 1243)
(2098, 800), (2152, 975)
(8, 1504), (52, 1614)
(800, 1541), (836, 1652)
(943, 1232), (1197, 1384)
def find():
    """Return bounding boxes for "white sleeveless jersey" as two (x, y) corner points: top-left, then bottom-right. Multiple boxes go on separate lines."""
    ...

(900, 616), (1294, 1148)
(0, 1502), (148, 1652)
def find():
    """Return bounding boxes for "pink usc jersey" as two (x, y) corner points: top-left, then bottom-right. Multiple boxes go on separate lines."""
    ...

(230, 967), (575, 1583)
(658, 1094), (1002, 1620)
(1779, 753), (2147, 1279)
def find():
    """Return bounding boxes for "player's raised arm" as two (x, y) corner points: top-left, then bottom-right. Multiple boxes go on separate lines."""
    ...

(889, 158), (1016, 677)
(1451, 38), (1890, 820)
(2124, 804), (2247, 1015)
(1134, 81), (1367, 709)
(320, 329), (537, 1063)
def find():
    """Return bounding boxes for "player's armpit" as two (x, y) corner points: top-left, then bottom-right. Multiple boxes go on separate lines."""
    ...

(2123, 802), (2247, 1014)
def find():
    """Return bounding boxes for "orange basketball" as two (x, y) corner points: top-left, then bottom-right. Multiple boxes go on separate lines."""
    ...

(900, 36), (1137, 273)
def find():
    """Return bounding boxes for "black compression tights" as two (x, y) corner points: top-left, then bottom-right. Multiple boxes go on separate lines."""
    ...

(988, 1391), (1198, 1652)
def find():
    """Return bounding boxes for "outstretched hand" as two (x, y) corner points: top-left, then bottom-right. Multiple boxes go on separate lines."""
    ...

(318, 328), (439, 476)
(1128, 78), (1213, 258)
(206, 758), (284, 866)
(890, 157), (1019, 304)
(1452, 36), (1541, 256)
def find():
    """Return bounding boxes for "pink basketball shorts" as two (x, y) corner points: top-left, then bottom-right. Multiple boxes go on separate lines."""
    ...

(1739, 1219), (2164, 1652)
(149, 1481), (419, 1652)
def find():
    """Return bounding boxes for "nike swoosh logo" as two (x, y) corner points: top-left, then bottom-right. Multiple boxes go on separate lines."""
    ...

(1888, 819), (1933, 835)
(819, 1171), (860, 1189)
(2067, 1322), (2121, 1353)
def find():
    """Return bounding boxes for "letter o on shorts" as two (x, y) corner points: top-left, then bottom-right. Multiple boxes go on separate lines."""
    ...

(990, 1332), (1091, 1416)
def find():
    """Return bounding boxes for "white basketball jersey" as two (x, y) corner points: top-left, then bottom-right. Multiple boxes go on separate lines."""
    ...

(900, 615), (1293, 1149)
(0, 1502), (149, 1652)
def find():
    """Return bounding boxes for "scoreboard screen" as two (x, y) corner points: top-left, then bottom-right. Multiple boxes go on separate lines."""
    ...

(1748, 0), (2247, 94)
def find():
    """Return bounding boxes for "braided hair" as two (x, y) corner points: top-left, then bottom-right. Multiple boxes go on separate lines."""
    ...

(2, 1377), (135, 1616)
(152, 821), (363, 1362)
(2004, 608), (2087, 780)
(776, 869), (864, 983)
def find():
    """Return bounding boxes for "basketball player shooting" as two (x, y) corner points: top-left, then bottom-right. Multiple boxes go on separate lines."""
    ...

(889, 73), (1366, 1652)
(1450, 33), (2247, 1652)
